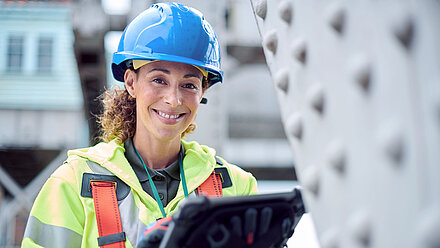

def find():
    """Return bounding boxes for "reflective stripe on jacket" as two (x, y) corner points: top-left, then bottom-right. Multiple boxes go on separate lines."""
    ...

(22, 139), (258, 247)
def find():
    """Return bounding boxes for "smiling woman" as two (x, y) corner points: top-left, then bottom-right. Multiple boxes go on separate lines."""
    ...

(98, 60), (210, 158)
(22, 2), (257, 248)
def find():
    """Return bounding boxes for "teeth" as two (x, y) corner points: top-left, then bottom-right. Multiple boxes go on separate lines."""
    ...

(157, 111), (180, 119)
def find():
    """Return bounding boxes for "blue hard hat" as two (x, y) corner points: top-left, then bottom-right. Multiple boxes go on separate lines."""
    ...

(112, 2), (223, 86)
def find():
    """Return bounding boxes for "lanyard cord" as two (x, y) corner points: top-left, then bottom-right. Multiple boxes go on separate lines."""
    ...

(133, 143), (189, 218)
(179, 144), (189, 198)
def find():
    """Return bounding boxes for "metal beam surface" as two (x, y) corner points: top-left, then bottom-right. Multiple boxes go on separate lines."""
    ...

(250, 0), (440, 247)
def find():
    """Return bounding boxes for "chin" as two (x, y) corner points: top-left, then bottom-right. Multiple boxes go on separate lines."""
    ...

(154, 129), (185, 141)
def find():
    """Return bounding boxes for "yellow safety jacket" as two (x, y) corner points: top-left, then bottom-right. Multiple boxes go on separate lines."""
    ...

(22, 139), (257, 247)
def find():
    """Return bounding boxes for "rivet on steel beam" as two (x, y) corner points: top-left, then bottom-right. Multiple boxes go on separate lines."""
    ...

(263, 29), (278, 54)
(379, 122), (405, 164)
(278, 0), (293, 24)
(274, 68), (289, 93)
(291, 38), (307, 64)
(350, 55), (372, 93)
(286, 112), (303, 140)
(416, 206), (440, 248)
(326, 2), (346, 34)
(326, 139), (345, 173)
(302, 165), (320, 196)
(349, 210), (372, 246)
(253, 0), (267, 20)
(321, 227), (340, 248)
(306, 84), (325, 114)
(393, 14), (414, 50)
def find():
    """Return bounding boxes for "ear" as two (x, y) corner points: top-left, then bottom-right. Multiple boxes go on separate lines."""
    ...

(124, 69), (136, 98)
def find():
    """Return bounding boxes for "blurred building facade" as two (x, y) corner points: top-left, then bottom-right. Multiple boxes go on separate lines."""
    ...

(0, 3), (85, 148)
(0, 1), (86, 246)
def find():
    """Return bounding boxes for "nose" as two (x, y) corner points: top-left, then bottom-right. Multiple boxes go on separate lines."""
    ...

(163, 85), (182, 107)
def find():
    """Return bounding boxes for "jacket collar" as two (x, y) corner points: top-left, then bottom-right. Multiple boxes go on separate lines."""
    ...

(68, 138), (217, 197)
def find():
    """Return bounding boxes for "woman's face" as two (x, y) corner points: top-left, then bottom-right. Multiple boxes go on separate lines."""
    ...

(125, 60), (205, 142)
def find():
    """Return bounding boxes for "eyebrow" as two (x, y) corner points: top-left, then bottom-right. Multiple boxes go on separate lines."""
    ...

(148, 68), (202, 80)
(184, 73), (203, 80)
(148, 68), (170, 74)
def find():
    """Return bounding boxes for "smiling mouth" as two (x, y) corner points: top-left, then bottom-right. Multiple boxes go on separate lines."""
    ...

(154, 109), (186, 119)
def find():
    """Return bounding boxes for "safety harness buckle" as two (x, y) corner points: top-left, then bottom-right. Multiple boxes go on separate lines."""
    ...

(80, 173), (130, 201)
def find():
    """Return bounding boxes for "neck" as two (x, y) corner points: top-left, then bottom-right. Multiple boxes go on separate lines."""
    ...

(132, 134), (181, 170)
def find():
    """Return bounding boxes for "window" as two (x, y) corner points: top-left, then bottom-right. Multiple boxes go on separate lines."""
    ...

(7, 35), (24, 72)
(37, 37), (53, 73)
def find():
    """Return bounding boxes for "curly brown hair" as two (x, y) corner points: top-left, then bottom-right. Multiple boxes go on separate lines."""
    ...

(98, 77), (209, 144)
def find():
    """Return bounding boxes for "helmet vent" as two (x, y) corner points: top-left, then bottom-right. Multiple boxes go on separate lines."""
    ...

(152, 4), (164, 13)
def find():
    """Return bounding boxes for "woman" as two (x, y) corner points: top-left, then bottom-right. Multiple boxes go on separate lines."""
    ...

(22, 2), (257, 247)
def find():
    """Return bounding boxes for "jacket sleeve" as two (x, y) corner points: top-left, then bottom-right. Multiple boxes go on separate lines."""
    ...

(222, 162), (258, 196)
(237, 169), (258, 195)
(22, 163), (85, 248)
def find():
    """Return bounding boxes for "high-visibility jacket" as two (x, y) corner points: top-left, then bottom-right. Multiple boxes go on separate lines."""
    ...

(22, 139), (258, 248)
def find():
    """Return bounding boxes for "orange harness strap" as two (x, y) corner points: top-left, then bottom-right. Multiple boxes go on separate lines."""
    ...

(91, 181), (126, 248)
(196, 172), (223, 197)
(90, 171), (223, 247)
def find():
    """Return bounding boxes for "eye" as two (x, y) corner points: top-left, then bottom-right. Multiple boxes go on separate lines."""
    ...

(152, 78), (166, 85)
(182, 83), (198, 90)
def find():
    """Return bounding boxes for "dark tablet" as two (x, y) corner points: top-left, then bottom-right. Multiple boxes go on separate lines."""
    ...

(159, 187), (306, 248)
